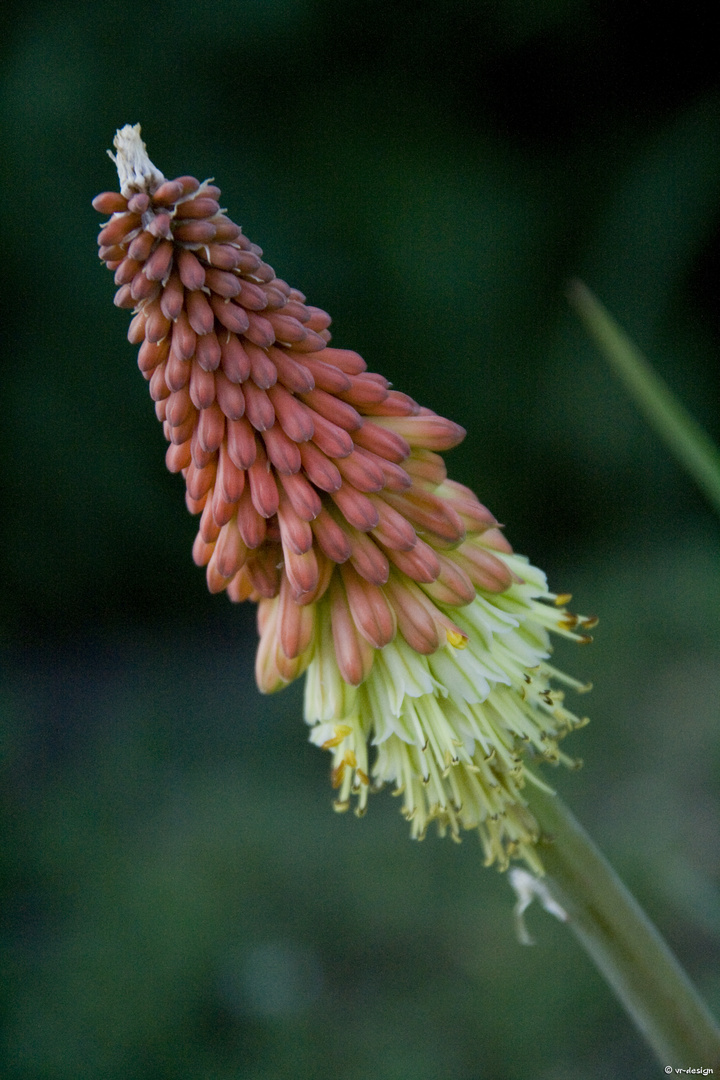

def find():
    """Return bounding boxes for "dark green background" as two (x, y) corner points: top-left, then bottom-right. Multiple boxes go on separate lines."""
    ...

(1, 2), (719, 1076)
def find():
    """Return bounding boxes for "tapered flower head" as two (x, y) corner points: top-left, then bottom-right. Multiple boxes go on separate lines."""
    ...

(95, 125), (595, 870)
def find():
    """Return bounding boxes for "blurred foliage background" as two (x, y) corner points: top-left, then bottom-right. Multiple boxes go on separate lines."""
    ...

(1, 1), (720, 1077)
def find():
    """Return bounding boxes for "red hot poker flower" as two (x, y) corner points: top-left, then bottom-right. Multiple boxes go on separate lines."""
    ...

(95, 125), (594, 868)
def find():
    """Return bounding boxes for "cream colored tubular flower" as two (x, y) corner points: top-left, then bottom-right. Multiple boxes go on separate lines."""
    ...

(95, 125), (595, 871)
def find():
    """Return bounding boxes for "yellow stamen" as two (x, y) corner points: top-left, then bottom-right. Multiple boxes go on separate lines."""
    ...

(322, 723), (353, 749)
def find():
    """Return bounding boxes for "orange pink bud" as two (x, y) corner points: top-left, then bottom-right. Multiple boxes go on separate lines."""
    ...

(329, 575), (375, 686)
(340, 563), (397, 649)
(451, 541), (514, 593)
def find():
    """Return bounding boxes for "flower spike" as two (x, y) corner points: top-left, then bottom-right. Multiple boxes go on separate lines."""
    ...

(95, 125), (595, 870)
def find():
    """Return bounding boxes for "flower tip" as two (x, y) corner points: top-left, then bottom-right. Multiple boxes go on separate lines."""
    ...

(446, 628), (468, 649)
(108, 123), (166, 197)
(321, 724), (353, 750)
(553, 593), (572, 606)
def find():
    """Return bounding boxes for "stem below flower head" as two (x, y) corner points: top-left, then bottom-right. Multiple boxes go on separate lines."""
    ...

(523, 782), (720, 1065)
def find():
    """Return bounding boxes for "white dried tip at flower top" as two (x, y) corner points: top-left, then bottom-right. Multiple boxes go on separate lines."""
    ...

(109, 124), (166, 197)
(95, 125), (596, 871)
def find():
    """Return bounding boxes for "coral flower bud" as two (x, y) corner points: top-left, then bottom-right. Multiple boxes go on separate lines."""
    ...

(96, 125), (595, 870)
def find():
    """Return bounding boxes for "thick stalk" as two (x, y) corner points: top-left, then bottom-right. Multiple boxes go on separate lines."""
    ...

(524, 783), (720, 1066)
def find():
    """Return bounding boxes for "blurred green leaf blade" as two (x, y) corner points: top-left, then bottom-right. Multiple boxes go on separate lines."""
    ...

(569, 279), (720, 519)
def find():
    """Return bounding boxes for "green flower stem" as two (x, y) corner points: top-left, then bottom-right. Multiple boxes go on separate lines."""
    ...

(567, 279), (720, 519)
(524, 782), (720, 1065)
